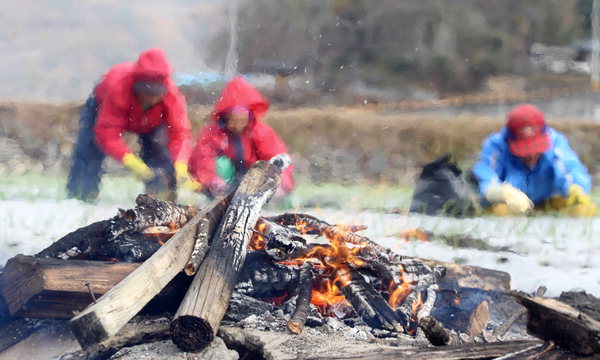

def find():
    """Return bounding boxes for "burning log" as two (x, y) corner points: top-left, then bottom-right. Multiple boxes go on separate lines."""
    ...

(513, 291), (600, 355)
(35, 219), (111, 259)
(266, 213), (400, 263)
(254, 218), (310, 261)
(170, 160), (281, 352)
(419, 315), (459, 346)
(287, 262), (314, 334)
(236, 251), (299, 299)
(68, 194), (231, 350)
(338, 266), (404, 332)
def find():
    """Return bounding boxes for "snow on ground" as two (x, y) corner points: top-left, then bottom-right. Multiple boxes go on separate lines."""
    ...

(1, 198), (599, 298)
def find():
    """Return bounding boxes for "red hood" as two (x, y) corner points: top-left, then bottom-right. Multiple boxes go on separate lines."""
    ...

(213, 76), (269, 123)
(132, 48), (172, 83)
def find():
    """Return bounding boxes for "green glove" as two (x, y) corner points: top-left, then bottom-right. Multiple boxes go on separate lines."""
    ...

(216, 156), (236, 184)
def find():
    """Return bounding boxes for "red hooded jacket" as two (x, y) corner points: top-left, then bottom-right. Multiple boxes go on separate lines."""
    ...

(189, 76), (295, 194)
(93, 49), (191, 163)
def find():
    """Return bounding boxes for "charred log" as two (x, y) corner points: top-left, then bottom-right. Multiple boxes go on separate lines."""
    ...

(34, 220), (111, 259)
(338, 267), (403, 332)
(493, 285), (546, 338)
(224, 293), (275, 323)
(69, 195), (230, 350)
(431, 288), (490, 336)
(256, 219), (310, 261)
(235, 251), (299, 299)
(419, 315), (459, 346)
(171, 160), (281, 353)
(287, 262), (314, 334)
(106, 194), (198, 239)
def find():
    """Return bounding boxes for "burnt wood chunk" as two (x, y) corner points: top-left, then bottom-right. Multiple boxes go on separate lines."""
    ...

(514, 292), (600, 355)
(106, 194), (198, 239)
(34, 219), (111, 259)
(68, 195), (230, 350)
(1, 255), (139, 318)
(338, 267), (403, 332)
(287, 262), (314, 334)
(431, 288), (490, 336)
(171, 160), (281, 352)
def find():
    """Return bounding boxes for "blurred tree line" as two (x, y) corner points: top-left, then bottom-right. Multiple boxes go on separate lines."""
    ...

(205, 0), (593, 94)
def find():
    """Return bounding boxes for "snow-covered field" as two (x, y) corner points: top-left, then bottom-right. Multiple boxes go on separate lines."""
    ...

(1, 177), (599, 299)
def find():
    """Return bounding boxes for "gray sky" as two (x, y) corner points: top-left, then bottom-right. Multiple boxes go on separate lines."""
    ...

(0, 0), (224, 101)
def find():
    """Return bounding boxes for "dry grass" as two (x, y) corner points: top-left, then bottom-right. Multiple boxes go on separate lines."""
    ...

(3, 101), (600, 186)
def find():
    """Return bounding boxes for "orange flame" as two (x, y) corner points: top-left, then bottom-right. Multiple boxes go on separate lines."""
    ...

(311, 279), (348, 314)
(249, 222), (267, 250)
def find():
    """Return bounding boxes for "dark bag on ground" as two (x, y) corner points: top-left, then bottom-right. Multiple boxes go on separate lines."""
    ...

(409, 154), (481, 217)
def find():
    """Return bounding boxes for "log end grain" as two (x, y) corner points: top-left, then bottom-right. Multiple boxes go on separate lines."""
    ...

(170, 315), (214, 352)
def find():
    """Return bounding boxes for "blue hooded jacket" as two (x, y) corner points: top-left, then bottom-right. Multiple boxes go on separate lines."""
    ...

(472, 127), (591, 205)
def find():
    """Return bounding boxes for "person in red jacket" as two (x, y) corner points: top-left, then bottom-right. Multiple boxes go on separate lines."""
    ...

(189, 76), (295, 199)
(66, 48), (198, 202)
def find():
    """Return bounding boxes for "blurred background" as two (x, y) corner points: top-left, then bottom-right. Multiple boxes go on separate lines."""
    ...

(2, 0), (600, 196)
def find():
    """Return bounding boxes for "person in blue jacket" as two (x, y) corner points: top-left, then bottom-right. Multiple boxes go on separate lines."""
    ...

(472, 103), (596, 217)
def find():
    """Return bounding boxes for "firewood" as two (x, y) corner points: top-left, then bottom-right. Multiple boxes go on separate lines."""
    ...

(235, 251), (299, 298)
(184, 198), (230, 275)
(1, 255), (139, 318)
(287, 262), (314, 334)
(338, 267), (404, 332)
(419, 315), (459, 346)
(513, 291), (600, 355)
(170, 160), (281, 352)
(35, 195), (198, 260)
(68, 194), (231, 350)
(35, 220), (111, 259)
(492, 285), (546, 338)
(431, 288), (490, 336)
(106, 194), (198, 239)
(256, 218), (310, 260)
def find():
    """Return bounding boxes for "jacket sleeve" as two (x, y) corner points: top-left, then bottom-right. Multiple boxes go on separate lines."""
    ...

(253, 123), (295, 193)
(472, 134), (505, 196)
(94, 96), (132, 161)
(165, 92), (192, 163)
(189, 125), (220, 187)
(550, 132), (592, 194)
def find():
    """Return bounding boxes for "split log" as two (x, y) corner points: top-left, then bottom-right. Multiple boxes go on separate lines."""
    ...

(419, 259), (511, 292)
(1, 255), (139, 318)
(514, 291), (600, 355)
(287, 262), (314, 334)
(68, 194), (231, 350)
(170, 160), (281, 352)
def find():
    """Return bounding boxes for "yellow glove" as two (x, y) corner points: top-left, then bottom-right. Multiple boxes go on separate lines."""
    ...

(174, 161), (202, 192)
(486, 183), (533, 216)
(566, 185), (597, 217)
(122, 153), (154, 182)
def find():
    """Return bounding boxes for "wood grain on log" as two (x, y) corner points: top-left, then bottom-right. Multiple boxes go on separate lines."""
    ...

(171, 161), (280, 352)
(514, 292), (600, 355)
(1, 255), (139, 318)
(68, 195), (230, 350)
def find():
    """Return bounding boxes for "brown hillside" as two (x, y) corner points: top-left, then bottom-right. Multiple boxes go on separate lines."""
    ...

(2, 101), (600, 187)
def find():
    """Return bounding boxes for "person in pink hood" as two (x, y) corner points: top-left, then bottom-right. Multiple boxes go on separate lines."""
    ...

(66, 49), (198, 202)
(189, 76), (295, 199)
